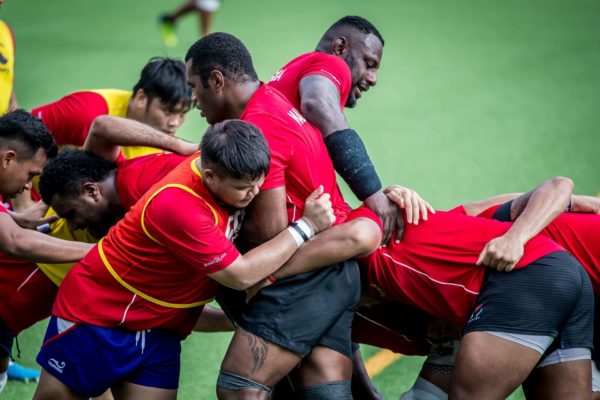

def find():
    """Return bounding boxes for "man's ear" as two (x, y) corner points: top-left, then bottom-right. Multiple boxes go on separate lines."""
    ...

(83, 182), (101, 201)
(332, 36), (349, 57)
(210, 70), (226, 94)
(0, 150), (17, 168)
(132, 89), (149, 109)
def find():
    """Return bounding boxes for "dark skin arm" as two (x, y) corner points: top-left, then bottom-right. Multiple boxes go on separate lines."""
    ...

(299, 75), (431, 244)
(242, 186), (290, 244)
(0, 212), (93, 263)
(476, 176), (573, 271)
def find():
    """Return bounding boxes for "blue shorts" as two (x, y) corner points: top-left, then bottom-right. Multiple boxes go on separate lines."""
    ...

(37, 316), (181, 397)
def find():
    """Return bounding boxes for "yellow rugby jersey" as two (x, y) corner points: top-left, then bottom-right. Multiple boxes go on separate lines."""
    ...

(36, 208), (98, 286)
(91, 89), (163, 159)
(0, 20), (15, 115)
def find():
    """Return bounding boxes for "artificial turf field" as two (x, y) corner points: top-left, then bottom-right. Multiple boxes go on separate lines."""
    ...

(2, 0), (599, 398)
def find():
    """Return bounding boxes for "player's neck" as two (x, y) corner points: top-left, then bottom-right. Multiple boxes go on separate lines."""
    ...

(229, 80), (260, 118)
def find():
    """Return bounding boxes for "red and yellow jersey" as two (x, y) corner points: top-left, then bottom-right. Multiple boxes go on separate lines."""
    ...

(31, 89), (161, 159)
(0, 20), (16, 115)
(36, 153), (189, 286)
(53, 156), (242, 336)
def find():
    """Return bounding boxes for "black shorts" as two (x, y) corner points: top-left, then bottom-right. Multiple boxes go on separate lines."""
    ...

(465, 251), (594, 351)
(238, 260), (361, 358)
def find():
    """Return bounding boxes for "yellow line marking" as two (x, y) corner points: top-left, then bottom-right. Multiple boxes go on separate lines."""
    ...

(365, 349), (402, 378)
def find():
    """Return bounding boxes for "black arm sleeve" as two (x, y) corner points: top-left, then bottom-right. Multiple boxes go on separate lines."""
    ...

(324, 129), (382, 201)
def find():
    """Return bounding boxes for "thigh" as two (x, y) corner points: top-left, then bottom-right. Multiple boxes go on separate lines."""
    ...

(33, 369), (86, 400)
(523, 359), (591, 400)
(450, 332), (541, 400)
(220, 326), (301, 387)
(111, 381), (177, 400)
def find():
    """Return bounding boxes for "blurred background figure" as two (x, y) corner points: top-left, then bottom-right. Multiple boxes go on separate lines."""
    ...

(159, 0), (221, 47)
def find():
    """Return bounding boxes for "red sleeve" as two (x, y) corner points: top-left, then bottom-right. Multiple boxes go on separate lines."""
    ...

(31, 91), (109, 146)
(246, 114), (292, 191)
(143, 188), (240, 274)
(0, 198), (7, 214)
(301, 54), (352, 108)
(447, 205), (467, 215)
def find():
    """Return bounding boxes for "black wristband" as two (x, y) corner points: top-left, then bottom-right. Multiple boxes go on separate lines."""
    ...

(324, 128), (382, 200)
(291, 222), (309, 242)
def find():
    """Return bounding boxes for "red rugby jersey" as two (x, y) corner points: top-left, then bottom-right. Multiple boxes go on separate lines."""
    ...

(470, 204), (600, 294)
(31, 92), (109, 147)
(350, 207), (563, 326)
(116, 153), (189, 209)
(52, 156), (241, 336)
(268, 52), (352, 111)
(241, 84), (350, 224)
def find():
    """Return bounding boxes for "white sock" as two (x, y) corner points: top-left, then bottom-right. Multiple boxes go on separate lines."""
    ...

(0, 371), (8, 393)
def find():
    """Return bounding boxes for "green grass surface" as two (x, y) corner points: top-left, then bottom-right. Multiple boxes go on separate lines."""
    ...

(2, 0), (599, 397)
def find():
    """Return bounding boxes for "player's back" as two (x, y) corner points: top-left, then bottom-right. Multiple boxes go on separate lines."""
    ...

(360, 210), (563, 325)
(242, 84), (350, 223)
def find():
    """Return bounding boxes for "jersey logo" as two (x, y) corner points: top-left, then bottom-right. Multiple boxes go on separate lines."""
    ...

(0, 52), (7, 65)
(225, 209), (245, 241)
(287, 108), (306, 126)
(270, 68), (286, 82)
(203, 252), (227, 267)
(48, 359), (66, 374)
(468, 303), (484, 323)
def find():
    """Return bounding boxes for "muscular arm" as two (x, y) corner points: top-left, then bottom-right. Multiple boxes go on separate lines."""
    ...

(477, 177), (573, 271)
(299, 75), (349, 137)
(461, 193), (522, 216)
(0, 213), (93, 263)
(84, 115), (198, 162)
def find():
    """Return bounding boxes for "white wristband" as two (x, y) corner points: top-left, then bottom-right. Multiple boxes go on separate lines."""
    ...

(295, 218), (315, 239)
(287, 226), (305, 247)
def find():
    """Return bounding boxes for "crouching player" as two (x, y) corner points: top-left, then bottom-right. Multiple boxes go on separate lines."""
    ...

(248, 185), (593, 399)
(33, 119), (336, 400)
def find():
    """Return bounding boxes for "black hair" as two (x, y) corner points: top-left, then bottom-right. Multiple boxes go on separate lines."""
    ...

(200, 119), (270, 181)
(39, 149), (116, 204)
(132, 57), (192, 110)
(185, 32), (259, 88)
(0, 110), (58, 159)
(324, 16), (384, 46)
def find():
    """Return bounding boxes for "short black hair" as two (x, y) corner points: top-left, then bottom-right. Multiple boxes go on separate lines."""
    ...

(185, 32), (259, 87)
(325, 16), (384, 46)
(39, 149), (116, 204)
(200, 119), (270, 181)
(0, 110), (58, 159)
(132, 57), (192, 110)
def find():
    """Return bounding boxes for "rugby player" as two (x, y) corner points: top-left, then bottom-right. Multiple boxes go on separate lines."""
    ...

(0, 110), (93, 392)
(268, 16), (420, 246)
(33, 119), (336, 399)
(0, 9), (18, 115)
(249, 182), (593, 398)
(31, 57), (191, 160)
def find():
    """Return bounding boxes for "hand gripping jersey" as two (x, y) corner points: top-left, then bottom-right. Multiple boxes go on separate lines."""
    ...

(52, 156), (241, 336)
(456, 203), (600, 294)
(241, 84), (350, 224)
(350, 207), (563, 326)
(0, 20), (15, 115)
(268, 52), (352, 112)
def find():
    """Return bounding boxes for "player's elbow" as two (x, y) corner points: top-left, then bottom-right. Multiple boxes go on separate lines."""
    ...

(550, 176), (574, 194)
(90, 115), (112, 137)
(0, 231), (30, 259)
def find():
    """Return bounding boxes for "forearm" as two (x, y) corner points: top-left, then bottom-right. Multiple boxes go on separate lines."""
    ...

(505, 177), (573, 243)
(272, 218), (380, 280)
(462, 193), (522, 216)
(570, 195), (600, 213)
(87, 115), (195, 155)
(2, 230), (93, 263)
